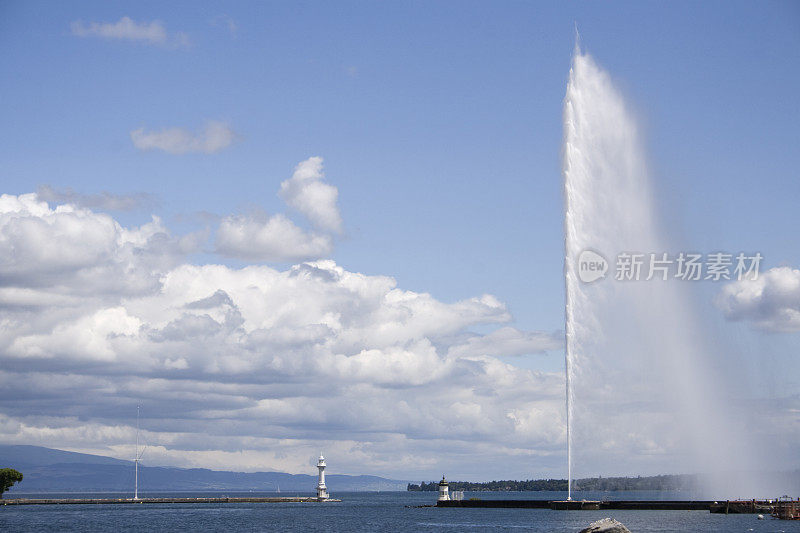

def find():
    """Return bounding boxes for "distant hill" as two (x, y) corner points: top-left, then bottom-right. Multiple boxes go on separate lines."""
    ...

(0, 445), (407, 494)
(0, 445), (131, 468)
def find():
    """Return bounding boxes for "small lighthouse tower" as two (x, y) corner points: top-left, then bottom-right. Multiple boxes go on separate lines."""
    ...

(316, 454), (329, 500)
(437, 475), (450, 501)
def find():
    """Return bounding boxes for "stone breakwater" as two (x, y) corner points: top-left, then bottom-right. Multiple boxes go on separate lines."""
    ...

(2, 497), (341, 506)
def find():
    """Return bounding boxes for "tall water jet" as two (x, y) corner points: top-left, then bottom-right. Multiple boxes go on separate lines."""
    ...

(561, 43), (757, 497)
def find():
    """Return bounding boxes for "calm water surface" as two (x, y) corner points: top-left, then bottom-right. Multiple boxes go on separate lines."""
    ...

(2, 491), (799, 532)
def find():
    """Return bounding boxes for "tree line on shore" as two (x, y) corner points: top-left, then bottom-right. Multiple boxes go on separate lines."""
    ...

(407, 474), (699, 492)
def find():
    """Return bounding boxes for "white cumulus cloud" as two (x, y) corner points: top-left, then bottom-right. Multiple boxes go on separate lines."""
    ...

(215, 157), (343, 262)
(0, 193), (197, 295)
(716, 266), (800, 333)
(71, 17), (189, 48)
(279, 157), (343, 234)
(131, 121), (236, 155)
(216, 213), (333, 262)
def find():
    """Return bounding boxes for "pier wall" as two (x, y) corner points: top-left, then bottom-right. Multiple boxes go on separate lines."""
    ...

(1, 497), (340, 506)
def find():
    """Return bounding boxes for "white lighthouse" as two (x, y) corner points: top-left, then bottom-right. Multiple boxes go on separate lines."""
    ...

(316, 454), (329, 500)
(437, 475), (450, 501)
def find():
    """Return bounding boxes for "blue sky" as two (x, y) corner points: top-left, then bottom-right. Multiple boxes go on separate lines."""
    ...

(0, 2), (798, 482)
(3, 1), (799, 330)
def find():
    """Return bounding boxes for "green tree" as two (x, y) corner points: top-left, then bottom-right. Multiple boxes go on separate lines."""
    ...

(0, 468), (23, 498)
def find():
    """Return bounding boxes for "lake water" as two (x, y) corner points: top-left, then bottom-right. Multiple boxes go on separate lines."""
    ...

(2, 491), (798, 532)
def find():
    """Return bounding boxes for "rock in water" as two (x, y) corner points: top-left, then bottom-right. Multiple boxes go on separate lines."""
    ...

(579, 517), (631, 533)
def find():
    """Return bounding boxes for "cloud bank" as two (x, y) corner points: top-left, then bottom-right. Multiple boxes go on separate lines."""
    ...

(131, 121), (236, 155)
(0, 191), (564, 479)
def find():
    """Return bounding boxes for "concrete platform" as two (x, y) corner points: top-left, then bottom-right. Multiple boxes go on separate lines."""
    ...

(550, 500), (600, 510)
(437, 499), (716, 510)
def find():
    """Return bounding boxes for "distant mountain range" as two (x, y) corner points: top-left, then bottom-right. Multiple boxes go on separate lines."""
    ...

(0, 445), (407, 494)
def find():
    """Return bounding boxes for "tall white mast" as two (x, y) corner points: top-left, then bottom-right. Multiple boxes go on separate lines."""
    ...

(134, 405), (140, 500)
